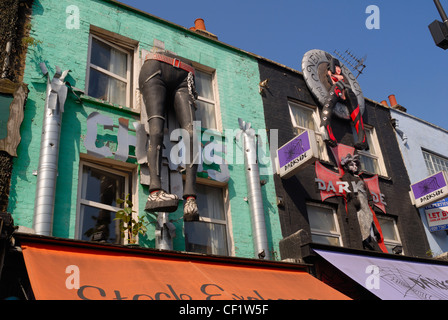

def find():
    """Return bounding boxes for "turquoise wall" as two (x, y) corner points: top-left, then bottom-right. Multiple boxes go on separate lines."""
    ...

(10, 0), (282, 259)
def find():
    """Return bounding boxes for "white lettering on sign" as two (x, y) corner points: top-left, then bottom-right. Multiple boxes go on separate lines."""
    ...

(315, 178), (387, 207)
(315, 179), (365, 194)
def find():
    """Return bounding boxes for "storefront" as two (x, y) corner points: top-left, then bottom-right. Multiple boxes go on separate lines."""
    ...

(1, 232), (349, 301)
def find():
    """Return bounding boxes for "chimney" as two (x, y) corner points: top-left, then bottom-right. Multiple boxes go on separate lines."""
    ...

(388, 94), (407, 112)
(388, 94), (397, 107)
(189, 18), (218, 40)
(380, 100), (389, 107)
(192, 18), (206, 31)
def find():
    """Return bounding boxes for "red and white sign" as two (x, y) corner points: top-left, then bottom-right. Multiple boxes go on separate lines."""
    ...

(425, 198), (448, 232)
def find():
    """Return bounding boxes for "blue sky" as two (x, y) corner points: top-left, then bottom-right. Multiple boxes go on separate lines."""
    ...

(119, 0), (448, 130)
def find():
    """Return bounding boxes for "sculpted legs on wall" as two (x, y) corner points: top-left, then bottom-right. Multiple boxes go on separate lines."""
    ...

(139, 52), (199, 222)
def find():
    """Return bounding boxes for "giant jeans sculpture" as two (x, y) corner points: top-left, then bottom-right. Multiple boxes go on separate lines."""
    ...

(139, 52), (199, 222)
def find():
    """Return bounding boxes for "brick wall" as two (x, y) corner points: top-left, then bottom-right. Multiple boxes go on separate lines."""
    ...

(10, 0), (282, 259)
(258, 58), (430, 258)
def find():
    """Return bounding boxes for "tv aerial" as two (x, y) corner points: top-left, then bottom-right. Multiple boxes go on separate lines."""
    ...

(333, 49), (367, 79)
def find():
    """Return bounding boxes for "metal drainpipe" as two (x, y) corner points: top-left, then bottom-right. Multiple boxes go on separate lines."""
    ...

(237, 118), (271, 260)
(33, 65), (69, 235)
(155, 212), (176, 250)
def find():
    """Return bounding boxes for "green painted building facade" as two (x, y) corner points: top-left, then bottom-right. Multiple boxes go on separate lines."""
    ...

(10, 0), (282, 259)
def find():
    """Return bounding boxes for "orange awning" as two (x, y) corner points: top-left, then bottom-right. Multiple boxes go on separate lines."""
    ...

(21, 239), (349, 300)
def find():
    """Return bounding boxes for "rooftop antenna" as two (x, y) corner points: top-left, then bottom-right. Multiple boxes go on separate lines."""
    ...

(333, 49), (367, 78)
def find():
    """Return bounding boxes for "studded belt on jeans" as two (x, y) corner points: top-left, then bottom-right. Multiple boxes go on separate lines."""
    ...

(144, 52), (195, 75)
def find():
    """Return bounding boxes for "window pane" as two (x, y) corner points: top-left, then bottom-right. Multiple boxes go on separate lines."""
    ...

(196, 184), (225, 220)
(308, 204), (342, 247)
(108, 76), (127, 106)
(384, 244), (398, 254)
(195, 99), (216, 129)
(353, 127), (377, 155)
(81, 166), (125, 206)
(195, 71), (214, 101)
(91, 37), (127, 78)
(353, 127), (381, 174)
(184, 221), (228, 255)
(315, 133), (327, 159)
(88, 68), (108, 101)
(91, 38), (111, 71)
(423, 151), (448, 176)
(379, 219), (398, 241)
(89, 68), (126, 106)
(80, 204), (121, 243)
(359, 154), (379, 174)
(289, 103), (315, 131)
(365, 129), (376, 155)
(184, 184), (227, 255)
(423, 152), (436, 175)
(311, 234), (341, 246)
(308, 205), (337, 232)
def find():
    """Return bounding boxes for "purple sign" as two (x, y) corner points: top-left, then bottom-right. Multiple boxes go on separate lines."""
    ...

(411, 172), (448, 208)
(277, 130), (318, 179)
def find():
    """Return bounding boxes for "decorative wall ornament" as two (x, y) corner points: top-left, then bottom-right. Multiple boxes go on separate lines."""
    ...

(139, 50), (199, 222)
(314, 144), (388, 253)
(302, 49), (365, 119)
(301, 49), (368, 150)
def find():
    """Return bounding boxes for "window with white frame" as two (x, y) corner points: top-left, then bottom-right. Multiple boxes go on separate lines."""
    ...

(288, 100), (329, 161)
(353, 125), (387, 176)
(423, 150), (448, 176)
(184, 183), (229, 255)
(194, 69), (218, 130)
(307, 203), (342, 247)
(76, 161), (133, 244)
(377, 216), (402, 254)
(86, 30), (136, 108)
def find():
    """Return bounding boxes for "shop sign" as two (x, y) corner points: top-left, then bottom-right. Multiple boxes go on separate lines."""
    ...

(410, 171), (448, 208)
(83, 111), (230, 183)
(314, 144), (387, 213)
(315, 162), (387, 212)
(425, 198), (448, 232)
(277, 130), (318, 179)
